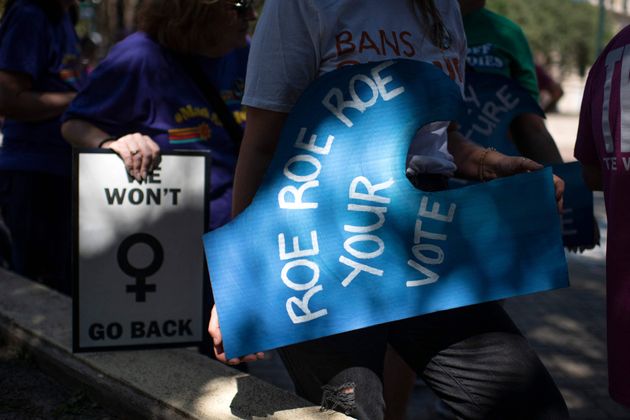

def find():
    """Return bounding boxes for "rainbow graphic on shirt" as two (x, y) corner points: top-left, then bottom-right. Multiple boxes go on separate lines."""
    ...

(168, 123), (211, 144)
(59, 53), (83, 89)
(60, 68), (80, 85)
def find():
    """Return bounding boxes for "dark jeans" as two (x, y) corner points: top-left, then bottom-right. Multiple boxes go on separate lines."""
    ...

(279, 302), (568, 420)
(0, 171), (72, 295)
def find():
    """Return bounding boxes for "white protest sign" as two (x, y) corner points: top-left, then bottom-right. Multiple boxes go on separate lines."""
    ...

(73, 151), (208, 351)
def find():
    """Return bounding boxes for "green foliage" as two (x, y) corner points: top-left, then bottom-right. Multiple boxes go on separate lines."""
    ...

(486, 0), (613, 74)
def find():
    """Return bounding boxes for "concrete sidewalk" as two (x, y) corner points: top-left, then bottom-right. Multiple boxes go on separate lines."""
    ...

(0, 269), (347, 420)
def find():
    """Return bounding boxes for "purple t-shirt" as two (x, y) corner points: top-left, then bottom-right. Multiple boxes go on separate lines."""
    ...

(0, 0), (85, 177)
(575, 25), (630, 406)
(64, 32), (248, 229)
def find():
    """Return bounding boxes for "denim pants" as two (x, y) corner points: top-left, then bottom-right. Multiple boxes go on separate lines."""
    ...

(278, 302), (568, 419)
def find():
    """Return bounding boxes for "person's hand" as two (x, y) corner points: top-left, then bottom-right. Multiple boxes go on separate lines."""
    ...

(101, 133), (160, 181)
(481, 151), (543, 179)
(208, 304), (264, 365)
(481, 151), (564, 213)
(566, 217), (601, 253)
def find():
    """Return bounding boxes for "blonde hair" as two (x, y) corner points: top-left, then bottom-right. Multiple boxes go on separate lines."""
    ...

(137, 0), (224, 54)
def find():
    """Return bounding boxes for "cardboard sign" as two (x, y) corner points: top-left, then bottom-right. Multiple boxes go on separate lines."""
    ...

(73, 150), (209, 352)
(458, 69), (596, 248)
(204, 60), (569, 359)
(459, 69), (544, 155)
(554, 162), (597, 248)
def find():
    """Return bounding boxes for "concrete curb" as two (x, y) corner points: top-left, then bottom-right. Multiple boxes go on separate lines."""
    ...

(0, 268), (348, 419)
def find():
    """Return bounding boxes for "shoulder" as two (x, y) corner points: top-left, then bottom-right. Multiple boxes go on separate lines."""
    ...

(101, 32), (166, 71)
(1, 1), (48, 30)
(482, 8), (526, 38)
(604, 25), (630, 53)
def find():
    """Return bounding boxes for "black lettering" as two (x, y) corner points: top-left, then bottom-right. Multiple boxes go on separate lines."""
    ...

(169, 188), (181, 205)
(163, 320), (177, 337)
(128, 188), (144, 205)
(131, 321), (145, 338)
(178, 319), (193, 336)
(146, 188), (161, 205)
(146, 168), (161, 184)
(105, 188), (126, 205)
(89, 323), (105, 340)
(147, 321), (162, 338)
(106, 323), (123, 339)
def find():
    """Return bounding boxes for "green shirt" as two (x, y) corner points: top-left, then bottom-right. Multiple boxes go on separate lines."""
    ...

(463, 7), (539, 100)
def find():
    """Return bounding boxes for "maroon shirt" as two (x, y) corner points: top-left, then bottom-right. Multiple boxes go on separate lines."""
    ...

(575, 25), (630, 406)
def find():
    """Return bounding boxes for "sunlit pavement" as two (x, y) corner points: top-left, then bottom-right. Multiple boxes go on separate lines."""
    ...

(249, 114), (629, 418)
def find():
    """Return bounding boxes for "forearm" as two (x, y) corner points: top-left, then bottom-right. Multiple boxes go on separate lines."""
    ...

(232, 107), (287, 217)
(232, 146), (277, 216)
(510, 113), (563, 164)
(61, 119), (112, 148)
(0, 70), (76, 121)
(0, 89), (75, 121)
(447, 130), (486, 180)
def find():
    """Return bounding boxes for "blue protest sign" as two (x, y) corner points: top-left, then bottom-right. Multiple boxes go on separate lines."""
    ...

(553, 162), (597, 248)
(458, 69), (596, 248)
(459, 69), (544, 155)
(203, 60), (568, 359)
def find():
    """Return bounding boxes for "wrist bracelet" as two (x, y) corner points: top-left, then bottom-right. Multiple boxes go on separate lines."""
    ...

(478, 147), (496, 182)
(97, 136), (117, 148)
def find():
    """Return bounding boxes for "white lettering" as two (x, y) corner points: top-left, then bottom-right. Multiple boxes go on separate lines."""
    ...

(294, 128), (335, 155)
(284, 155), (322, 183)
(278, 231), (319, 260)
(278, 181), (319, 209)
(339, 255), (383, 287)
(286, 285), (328, 324)
(281, 259), (320, 291)
(418, 196), (456, 222)
(371, 61), (406, 101)
(322, 61), (405, 128)
(349, 177), (395, 204)
(406, 259), (439, 287)
(344, 234), (385, 260)
(344, 204), (387, 233)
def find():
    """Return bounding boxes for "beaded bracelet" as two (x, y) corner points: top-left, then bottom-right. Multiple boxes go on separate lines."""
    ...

(97, 136), (117, 148)
(478, 147), (496, 182)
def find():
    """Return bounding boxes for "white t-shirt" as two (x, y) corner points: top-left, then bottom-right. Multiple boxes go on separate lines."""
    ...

(243, 0), (467, 175)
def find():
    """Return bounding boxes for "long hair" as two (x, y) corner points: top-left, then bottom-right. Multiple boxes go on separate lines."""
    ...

(137, 0), (224, 54)
(413, 0), (449, 50)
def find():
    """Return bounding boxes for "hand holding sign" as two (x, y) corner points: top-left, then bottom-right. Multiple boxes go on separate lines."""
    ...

(479, 149), (565, 212)
(204, 60), (568, 359)
(102, 132), (161, 182)
(208, 305), (264, 364)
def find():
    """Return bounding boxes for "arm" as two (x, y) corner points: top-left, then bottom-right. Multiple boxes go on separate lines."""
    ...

(209, 106), (287, 365)
(231, 107), (288, 216)
(62, 118), (160, 182)
(540, 82), (563, 113)
(510, 113), (563, 164)
(448, 129), (564, 211)
(0, 70), (75, 121)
